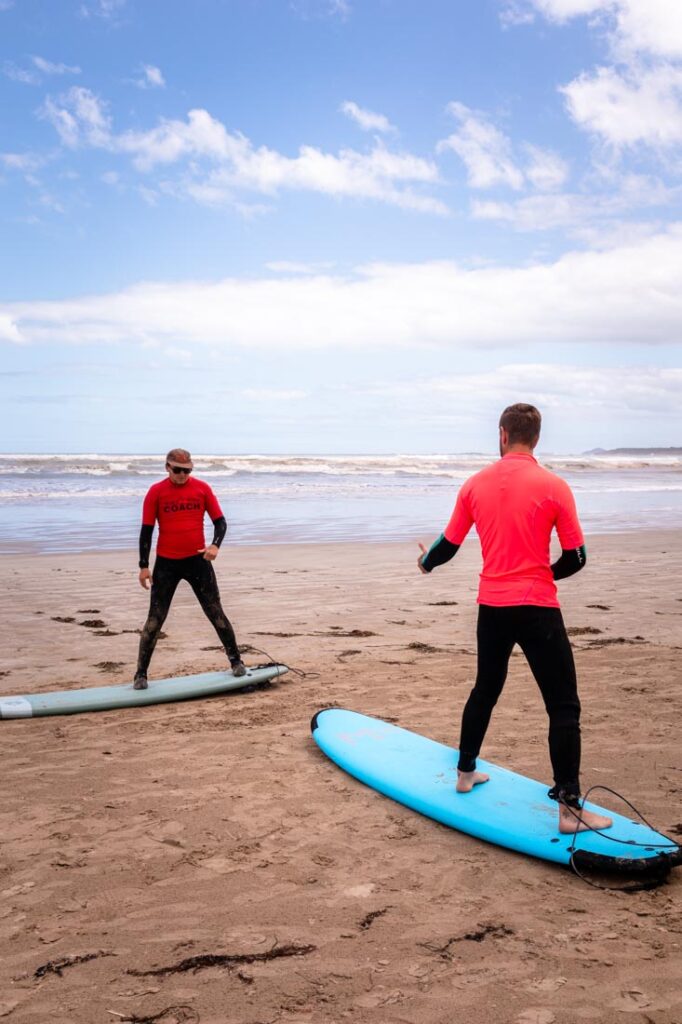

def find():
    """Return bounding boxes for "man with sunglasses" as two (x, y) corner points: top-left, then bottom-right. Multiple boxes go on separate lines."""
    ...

(134, 448), (246, 689)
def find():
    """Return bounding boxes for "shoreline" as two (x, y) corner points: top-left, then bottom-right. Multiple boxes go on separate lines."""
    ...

(1, 522), (681, 559)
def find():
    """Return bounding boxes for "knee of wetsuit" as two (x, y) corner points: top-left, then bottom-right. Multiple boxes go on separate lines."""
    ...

(548, 702), (581, 731)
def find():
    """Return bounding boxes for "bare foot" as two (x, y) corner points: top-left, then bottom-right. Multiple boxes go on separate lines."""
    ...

(559, 804), (613, 834)
(456, 769), (490, 793)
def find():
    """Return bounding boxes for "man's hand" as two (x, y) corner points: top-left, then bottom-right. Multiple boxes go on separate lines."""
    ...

(139, 568), (152, 590)
(417, 542), (429, 575)
(199, 544), (219, 561)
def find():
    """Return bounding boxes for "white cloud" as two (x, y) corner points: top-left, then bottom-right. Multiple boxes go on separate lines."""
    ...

(509, 2), (682, 159)
(133, 64), (165, 89)
(524, 144), (569, 190)
(521, 0), (682, 60)
(1, 152), (44, 171)
(32, 56), (81, 76)
(172, 143), (446, 213)
(80, 0), (126, 19)
(438, 101), (524, 189)
(291, 0), (351, 20)
(40, 97), (446, 214)
(3, 62), (40, 85)
(561, 63), (682, 146)
(4, 225), (681, 350)
(340, 101), (395, 133)
(40, 86), (111, 147)
(499, 2), (537, 27)
(137, 185), (159, 206)
(472, 173), (674, 231)
(613, 0), (682, 61)
(517, 0), (609, 22)
(0, 314), (23, 343)
(570, 219), (667, 249)
(377, 363), (682, 418)
(438, 103), (569, 194)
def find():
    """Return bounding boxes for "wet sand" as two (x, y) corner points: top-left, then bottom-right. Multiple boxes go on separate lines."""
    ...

(0, 531), (680, 1024)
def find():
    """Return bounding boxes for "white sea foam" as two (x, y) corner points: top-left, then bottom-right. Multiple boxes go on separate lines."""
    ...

(1, 452), (681, 479)
(0, 451), (680, 551)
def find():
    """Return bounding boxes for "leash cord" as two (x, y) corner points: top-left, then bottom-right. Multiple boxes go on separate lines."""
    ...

(248, 645), (320, 681)
(565, 784), (679, 892)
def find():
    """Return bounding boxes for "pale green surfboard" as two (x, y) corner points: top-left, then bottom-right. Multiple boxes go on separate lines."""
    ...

(0, 664), (288, 719)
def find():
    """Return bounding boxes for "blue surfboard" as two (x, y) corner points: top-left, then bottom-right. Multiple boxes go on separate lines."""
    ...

(311, 708), (681, 880)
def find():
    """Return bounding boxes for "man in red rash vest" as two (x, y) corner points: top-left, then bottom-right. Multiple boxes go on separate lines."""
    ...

(417, 404), (612, 836)
(134, 447), (245, 688)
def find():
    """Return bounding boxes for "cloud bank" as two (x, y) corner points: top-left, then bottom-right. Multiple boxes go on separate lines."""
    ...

(3, 226), (681, 350)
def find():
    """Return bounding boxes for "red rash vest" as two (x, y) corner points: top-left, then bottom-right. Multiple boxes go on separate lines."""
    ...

(142, 477), (223, 560)
(444, 453), (584, 608)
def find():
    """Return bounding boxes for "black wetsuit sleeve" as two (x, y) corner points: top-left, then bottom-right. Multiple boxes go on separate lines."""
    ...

(551, 544), (586, 580)
(138, 524), (154, 569)
(421, 533), (460, 573)
(211, 516), (227, 549)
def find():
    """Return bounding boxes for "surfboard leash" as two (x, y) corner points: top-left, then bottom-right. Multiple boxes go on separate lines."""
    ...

(247, 644), (320, 681)
(565, 784), (680, 892)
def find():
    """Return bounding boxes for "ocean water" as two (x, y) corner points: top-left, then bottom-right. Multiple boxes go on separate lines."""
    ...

(0, 452), (680, 554)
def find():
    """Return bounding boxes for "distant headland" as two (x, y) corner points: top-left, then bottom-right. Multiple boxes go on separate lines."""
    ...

(584, 447), (682, 455)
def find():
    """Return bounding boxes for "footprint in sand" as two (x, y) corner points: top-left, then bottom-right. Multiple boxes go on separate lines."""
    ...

(609, 990), (652, 1012)
(525, 977), (567, 994)
(516, 1011), (556, 1024)
(345, 883), (375, 897)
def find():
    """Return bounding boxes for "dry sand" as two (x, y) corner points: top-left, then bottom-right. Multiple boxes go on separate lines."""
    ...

(0, 531), (680, 1024)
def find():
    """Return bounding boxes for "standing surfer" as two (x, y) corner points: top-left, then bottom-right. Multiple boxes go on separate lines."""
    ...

(134, 448), (246, 688)
(418, 404), (612, 835)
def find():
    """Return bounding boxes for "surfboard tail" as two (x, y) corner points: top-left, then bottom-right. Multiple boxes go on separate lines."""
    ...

(572, 845), (682, 883)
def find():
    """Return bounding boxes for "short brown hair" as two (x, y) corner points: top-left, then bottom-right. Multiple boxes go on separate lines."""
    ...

(166, 448), (192, 464)
(499, 404), (541, 446)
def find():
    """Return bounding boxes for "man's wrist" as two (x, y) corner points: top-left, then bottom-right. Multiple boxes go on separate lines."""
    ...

(139, 561), (149, 570)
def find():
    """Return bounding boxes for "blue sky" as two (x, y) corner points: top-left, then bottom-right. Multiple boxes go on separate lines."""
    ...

(1, 0), (681, 453)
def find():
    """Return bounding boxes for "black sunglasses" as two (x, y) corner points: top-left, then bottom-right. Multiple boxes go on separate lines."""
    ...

(167, 464), (193, 475)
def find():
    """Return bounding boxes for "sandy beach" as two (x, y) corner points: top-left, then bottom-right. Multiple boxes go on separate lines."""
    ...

(0, 531), (680, 1024)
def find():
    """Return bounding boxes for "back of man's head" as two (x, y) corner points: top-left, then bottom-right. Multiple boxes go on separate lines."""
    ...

(499, 404), (541, 447)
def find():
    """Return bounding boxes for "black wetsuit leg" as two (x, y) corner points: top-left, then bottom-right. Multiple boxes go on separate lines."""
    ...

(457, 606), (516, 772)
(183, 555), (242, 665)
(136, 555), (182, 677)
(457, 605), (581, 801)
(516, 607), (581, 801)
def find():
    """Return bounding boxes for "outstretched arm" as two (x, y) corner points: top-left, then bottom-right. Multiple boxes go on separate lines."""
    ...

(551, 544), (586, 580)
(418, 533), (461, 574)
